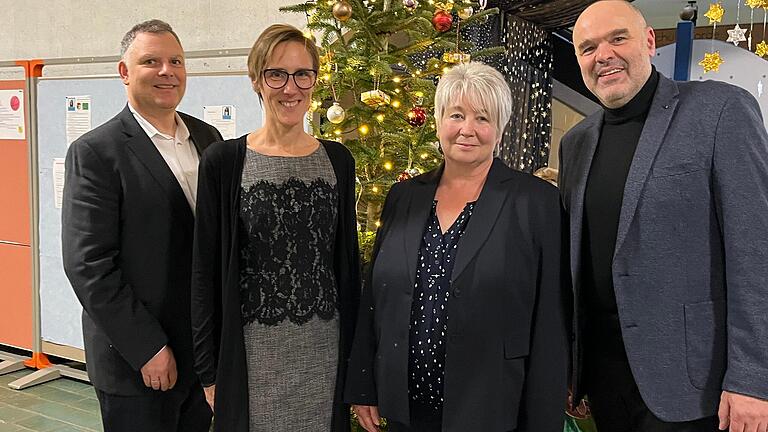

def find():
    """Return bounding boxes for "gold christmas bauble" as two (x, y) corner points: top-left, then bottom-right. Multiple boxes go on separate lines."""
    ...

(327, 102), (346, 124)
(332, 0), (353, 22)
(458, 6), (473, 19)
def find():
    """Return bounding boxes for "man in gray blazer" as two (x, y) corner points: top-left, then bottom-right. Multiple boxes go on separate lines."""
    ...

(559, 1), (768, 431)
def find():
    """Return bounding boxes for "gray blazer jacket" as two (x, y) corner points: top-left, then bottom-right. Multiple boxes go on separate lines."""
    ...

(559, 74), (768, 422)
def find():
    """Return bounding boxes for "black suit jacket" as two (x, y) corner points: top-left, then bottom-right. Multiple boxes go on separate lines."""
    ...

(345, 159), (569, 432)
(62, 105), (222, 395)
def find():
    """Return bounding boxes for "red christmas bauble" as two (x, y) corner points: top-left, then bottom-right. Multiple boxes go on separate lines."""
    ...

(432, 10), (453, 32)
(407, 106), (427, 127)
(398, 168), (421, 181)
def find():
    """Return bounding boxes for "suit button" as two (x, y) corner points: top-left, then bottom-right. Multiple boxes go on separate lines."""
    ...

(453, 288), (461, 297)
(393, 343), (398, 348)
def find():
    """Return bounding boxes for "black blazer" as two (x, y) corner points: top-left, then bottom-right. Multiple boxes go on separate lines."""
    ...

(345, 158), (569, 432)
(62, 105), (222, 395)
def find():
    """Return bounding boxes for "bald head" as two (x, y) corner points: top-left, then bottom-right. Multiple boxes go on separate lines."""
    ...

(572, 0), (656, 108)
(574, 1), (650, 55)
(578, 0), (647, 29)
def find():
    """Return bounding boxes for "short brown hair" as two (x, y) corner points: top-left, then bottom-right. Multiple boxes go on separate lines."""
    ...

(247, 24), (320, 94)
(120, 19), (182, 57)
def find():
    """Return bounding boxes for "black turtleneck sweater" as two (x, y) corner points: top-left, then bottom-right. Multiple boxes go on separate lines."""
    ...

(582, 69), (659, 355)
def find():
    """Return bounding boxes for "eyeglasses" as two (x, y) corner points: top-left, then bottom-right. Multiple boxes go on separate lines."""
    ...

(262, 69), (318, 90)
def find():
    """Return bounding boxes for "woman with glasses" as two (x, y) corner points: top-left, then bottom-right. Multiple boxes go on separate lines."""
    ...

(190, 23), (361, 432)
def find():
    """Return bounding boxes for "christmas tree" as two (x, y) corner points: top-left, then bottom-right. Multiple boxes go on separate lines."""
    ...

(281, 0), (502, 260)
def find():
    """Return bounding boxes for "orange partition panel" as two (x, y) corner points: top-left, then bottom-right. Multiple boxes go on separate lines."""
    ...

(0, 80), (30, 245)
(0, 243), (33, 349)
(0, 79), (32, 350)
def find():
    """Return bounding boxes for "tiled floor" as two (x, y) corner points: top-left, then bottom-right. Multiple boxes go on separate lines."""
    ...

(0, 370), (102, 432)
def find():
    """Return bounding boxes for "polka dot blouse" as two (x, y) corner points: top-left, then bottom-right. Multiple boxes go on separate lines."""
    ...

(408, 199), (476, 415)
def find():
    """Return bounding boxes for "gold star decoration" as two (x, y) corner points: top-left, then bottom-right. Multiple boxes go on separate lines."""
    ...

(756, 40), (768, 57)
(745, 0), (766, 9)
(699, 51), (724, 73)
(704, 2), (725, 24)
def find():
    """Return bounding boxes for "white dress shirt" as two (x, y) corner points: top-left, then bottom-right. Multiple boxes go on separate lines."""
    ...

(129, 104), (200, 213)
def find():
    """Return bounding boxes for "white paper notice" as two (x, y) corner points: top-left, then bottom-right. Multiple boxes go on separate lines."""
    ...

(203, 105), (236, 139)
(66, 96), (92, 146)
(53, 158), (66, 209)
(0, 89), (25, 140)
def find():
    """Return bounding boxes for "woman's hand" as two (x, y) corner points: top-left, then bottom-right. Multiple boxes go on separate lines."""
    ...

(566, 388), (591, 419)
(353, 404), (381, 432)
(203, 384), (215, 411)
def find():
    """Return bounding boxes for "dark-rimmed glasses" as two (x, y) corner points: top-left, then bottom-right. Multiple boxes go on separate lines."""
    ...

(262, 69), (318, 90)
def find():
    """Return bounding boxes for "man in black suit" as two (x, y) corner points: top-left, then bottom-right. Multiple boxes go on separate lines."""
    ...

(62, 19), (222, 432)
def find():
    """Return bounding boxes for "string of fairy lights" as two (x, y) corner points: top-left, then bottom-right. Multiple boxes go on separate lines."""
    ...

(497, 14), (553, 173)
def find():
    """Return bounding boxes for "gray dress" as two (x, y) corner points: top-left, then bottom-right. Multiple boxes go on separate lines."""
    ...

(238, 146), (340, 431)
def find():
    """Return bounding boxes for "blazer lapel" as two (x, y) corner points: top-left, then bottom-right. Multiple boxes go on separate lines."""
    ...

(403, 165), (441, 288)
(451, 158), (511, 283)
(614, 76), (679, 256)
(120, 106), (194, 226)
(569, 116), (601, 284)
(181, 112), (210, 156)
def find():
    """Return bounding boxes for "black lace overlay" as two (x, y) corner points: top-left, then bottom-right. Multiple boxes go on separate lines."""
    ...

(239, 177), (339, 326)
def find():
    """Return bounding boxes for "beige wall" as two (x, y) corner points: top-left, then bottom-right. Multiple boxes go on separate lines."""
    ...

(2, 0), (305, 75)
(548, 98), (585, 170)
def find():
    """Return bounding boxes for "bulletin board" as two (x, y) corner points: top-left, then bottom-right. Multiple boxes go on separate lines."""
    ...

(36, 74), (262, 350)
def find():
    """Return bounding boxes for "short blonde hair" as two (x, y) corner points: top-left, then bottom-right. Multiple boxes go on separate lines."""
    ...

(434, 61), (512, 142)
(247, 24), (320, 94)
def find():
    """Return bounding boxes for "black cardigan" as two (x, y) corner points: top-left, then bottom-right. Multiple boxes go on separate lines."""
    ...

(191, 136), (361, 432)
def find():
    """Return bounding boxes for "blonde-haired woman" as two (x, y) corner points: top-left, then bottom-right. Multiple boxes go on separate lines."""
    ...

(191, 24), (360, 432)
(345, 61), (568, 432)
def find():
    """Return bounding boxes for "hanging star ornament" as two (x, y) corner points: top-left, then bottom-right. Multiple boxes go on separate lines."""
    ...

(745, 0), (765, 9)
(756, 40), (768, 57)
(727, 24), (748, 45)
(704, 2), (725, 24)
(699, 51), (724, 73)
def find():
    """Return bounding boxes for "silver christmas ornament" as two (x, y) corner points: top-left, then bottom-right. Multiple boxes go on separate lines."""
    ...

(326, 102), (346, 124)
